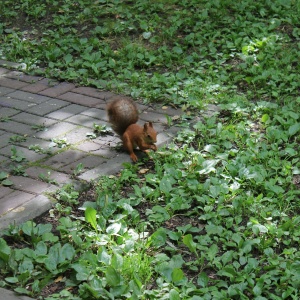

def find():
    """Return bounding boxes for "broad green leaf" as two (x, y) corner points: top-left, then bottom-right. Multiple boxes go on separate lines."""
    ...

(72, 263), (90, 281)
(159, 177), (173, 195)
(111, 253), (123, 270)
(142, 32), (152, 39)
(169, 289), (180, 300)
(18, 259), (34, 273)
(1, 179), (13, 186)
(182, 234), (197, 253)
(5, 277), (18, 283)
(253, 284), (262, 296)
(282, 287), (295, 299)
(0, 172), (8, 180)
(106, 266), (121, 287)
(156, 262), (172, 282)
(205, 224), (224, 236)
(36, 223), (52, 236)
(106, 222), (121, 235)
(169, 255), (185, 269)
(147, 228), (167, 248)
(97, 247), (111, 265)
(207, 244), (218, 261)
(221, 250), (234, 265)
(288, 123), (300, 136)
(14, 287), (30, 295)
(197, 272), (209, 287)
(199, 159), (220, 175)
(42, 232), (59, 243)
(261, 114), (269, 123)
(21, 221), (36, 236)
(64, 53), (73, 64)
(253, 224), (268, 235)
(217, 266), (236, 279)
(61, 243), (75, 260)
(280, 219), (293, 231)
(44, 243), (62, 271)
(0, 238), (11, 261)
(231, 233), (243, 246)
(35, 241), (47, 256)
(85, 206), (97, 231)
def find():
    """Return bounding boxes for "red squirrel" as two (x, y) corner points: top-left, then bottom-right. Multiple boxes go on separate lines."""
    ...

(107, 96), (157, 162)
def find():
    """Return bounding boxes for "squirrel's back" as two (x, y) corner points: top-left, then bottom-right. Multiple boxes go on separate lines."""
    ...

(107, 96), (139, 136)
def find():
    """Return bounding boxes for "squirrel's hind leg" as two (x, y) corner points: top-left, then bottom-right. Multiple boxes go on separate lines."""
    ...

(122, 133), (138, 162)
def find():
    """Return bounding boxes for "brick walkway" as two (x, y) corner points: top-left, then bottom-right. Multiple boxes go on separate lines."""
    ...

(0, 61), (182, 231)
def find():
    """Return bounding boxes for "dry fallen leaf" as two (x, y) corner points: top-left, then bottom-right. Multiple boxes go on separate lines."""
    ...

(139, 168), (149, 174)
(55, 276), (64, 283)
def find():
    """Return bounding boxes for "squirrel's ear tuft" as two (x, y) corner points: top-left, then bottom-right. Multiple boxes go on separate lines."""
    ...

(148, 122), (153, 127)
(144, 122), (149, 130)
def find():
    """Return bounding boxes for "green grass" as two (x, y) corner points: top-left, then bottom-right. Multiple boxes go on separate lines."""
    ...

(1, 0), (300, 106)
(1, 0), (300, 299)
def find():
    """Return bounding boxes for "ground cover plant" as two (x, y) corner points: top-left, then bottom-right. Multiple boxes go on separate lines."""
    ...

(1, 0), (300, 299)
(1, 100), (300, 299)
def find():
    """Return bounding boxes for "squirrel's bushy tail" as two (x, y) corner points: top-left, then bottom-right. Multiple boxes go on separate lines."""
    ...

(107, 96), (139, 136)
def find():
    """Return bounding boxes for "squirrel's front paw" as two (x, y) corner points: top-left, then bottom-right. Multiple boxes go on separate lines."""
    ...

(130, 153), (138, 162)
(151, 145), (157, 151)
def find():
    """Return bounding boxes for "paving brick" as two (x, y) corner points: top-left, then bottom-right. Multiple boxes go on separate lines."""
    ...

(21, 78), (55, 93)
(0, 96), (35, 110)
(25, 166), (73, 185)
(58, 92), (104, 107)
(10, 175), (52, 194)
(80, 107), (107, 121)
(156, 131), (176, 146)
(0, 150), (10, 163)
(0, 67), (10, 75)
(0, 193), (54, 231)
(0, 77), (29, 89)
(77, 141), (118, 158)
(0, 132), (11, 148)
(61, 126), (90, 144)
(0, 288), (35, 300)
(0, 107), (20, 118)
(61, 154), (107, 174)
(0, 190), (35, 216)
(0, 186), (14, 199)
(39, 82), (76, 97)
(35, 121), (77, 139)
(46, 104), (87, 120)
(0, 120), (35, 135)
(43, 149), (87, 169)
(11, 112), (57, 127)
(65, 114), (105, 128)
(71, 87), (116, 100)
(1, 144), (50, 162)
(0, 86), (14, 96)
(147, 104), (183, 117)
(0, 162), (10, 174)
(4, 71), (43, 83)
(13, 136), (56, 154)
(97, 134), (120, 147)
(79, 153), (131, 180)
(139, 110), (168, 124)
(0, 59), (23, 69)
(25, 99), (70, 116)
(7, 90), (51, 103)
